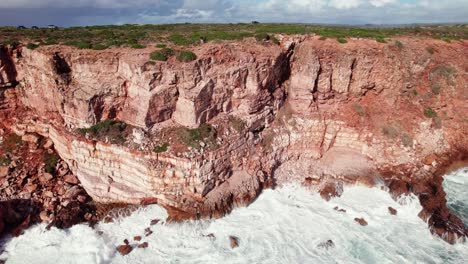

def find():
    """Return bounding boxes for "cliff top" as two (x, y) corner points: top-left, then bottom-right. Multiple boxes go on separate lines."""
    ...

(1, 23), (467, 51)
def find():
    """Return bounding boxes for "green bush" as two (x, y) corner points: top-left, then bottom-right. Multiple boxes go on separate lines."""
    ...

(66, 40), (92, 49)
(431, 83), (441, 94)
(0, 155), (11, 166)
(424, 108), (437, 118)
(131, 43), (146, 49)
(178, 124), (216, 149)
(376, 37), (387, 43)
(382, 125), (399, 139)
(77, 120), (127, 144)
(156, 44), (167, 48)
(337, 38), (347, 44)
(169, 34), (193, 45)
(401, 133), (414, 148)
(154, 143), (169, 153)
(92, 44), (108, 50)
(255, 33), (270, 41)
(44, 152), (60, 174)
(26, 43), (39, 49)
(177, 50), (197, 62)
(150, 51), (168, 61)
(395, 40), (404, 49)
(353, 103), (366, 116)
(150, 48), (174, 61)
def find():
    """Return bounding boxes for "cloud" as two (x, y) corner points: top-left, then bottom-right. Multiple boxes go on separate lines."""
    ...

(0, 0), (466, 26)
(369, 0), (397, 7)
(329, 0), (362, 9)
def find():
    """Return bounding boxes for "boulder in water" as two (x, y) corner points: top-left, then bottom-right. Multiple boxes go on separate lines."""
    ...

(116, 245), (133, 255)
(229, 236), (239, 249)
(354, 218), (368, 226)
(138, 242), (149, 249)
(388, 207), (397, 215)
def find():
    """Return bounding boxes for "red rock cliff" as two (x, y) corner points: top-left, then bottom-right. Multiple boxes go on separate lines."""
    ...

(0, 36), (467, 243)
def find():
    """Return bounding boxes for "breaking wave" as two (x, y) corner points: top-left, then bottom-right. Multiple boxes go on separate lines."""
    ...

(1, 179), (467, 263)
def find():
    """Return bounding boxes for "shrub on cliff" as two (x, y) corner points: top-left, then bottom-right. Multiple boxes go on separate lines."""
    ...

(153, 143), (169, 153)
(150, 48), (174, 61)
(424, 108), (437, 118)
(44, 152), (60, 174)
(255, 33), (270, 41)
(337, 38), (347, 44)
(92, 44), (108, 50)
(131, 43), (146, 49)
(177, 51), (197, 62)
(26, 43), (40, 50)
(178, 124), (217, 149)
(0, 155), (11, 166)
(66, 40), (92, 49)
(77, 120), (128, 144)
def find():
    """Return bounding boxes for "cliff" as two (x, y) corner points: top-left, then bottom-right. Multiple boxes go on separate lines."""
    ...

(0, 35), (467, 243)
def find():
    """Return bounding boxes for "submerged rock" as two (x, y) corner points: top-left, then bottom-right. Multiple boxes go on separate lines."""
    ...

(317, 240), (335, 250)
(354, 218), (368, 226)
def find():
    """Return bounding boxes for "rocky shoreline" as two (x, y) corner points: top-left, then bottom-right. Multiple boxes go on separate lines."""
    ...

(1, 35), (467, 244)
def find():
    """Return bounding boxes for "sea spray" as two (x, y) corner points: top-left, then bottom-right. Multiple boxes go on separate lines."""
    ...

(1, 184), (467, 264)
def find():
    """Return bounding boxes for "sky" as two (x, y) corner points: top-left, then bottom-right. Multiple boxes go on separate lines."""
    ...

(0, 0), (466, 27)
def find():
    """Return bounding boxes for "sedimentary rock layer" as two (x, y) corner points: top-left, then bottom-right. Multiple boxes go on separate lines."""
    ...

(0, 35), (467, 242)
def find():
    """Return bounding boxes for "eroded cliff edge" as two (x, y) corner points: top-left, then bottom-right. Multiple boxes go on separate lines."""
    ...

(1, 36), (467, 243)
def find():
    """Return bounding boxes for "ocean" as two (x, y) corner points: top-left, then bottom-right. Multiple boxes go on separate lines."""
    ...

(1, 168), (467, 264)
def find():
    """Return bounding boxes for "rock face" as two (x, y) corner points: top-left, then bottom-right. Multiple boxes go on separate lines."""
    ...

(1, 36), (467, 243)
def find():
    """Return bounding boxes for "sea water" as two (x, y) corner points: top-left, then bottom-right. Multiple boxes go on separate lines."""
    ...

(1, 171), (467, 264)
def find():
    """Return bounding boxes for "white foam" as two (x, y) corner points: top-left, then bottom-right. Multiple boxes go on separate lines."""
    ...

(444, 167), (468, 226)
(1, 184), (467, 264)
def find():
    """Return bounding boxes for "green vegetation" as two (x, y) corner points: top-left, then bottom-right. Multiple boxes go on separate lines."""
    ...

(77, 119), (128, 144)
(1, 24), (465, 50)
(431, 65), (454, 78)
(91, 44), (108, 50)
(424, 108), (438, 118)
(255, 33), (270, 41)
(178, 124), (217, 149)
(65, 40), (92, 49)
(434, 33), (462, 43)
(431, 83), (441, 94)
(337, 38), (347, 44)
(156, 43), (167, 48)
(150, 47), (174, 61)
(382, 125), (399, 139)
(26, 42), (40, 49)
(0, 155), (11, 166)
(395, 40), (404, 49)
(228, 116), (246, 133)
(153, 143), (169, 153)
(262, 130), (275, 151)
(131, 43), (145, 49)
(44, 152), (60, 174)
(177, 50), (197, 62)
(1, 134), (23, 153)
(376, 37), (387, 43)
(353, 103), (366, 116)
(401, 133), (414, 148)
